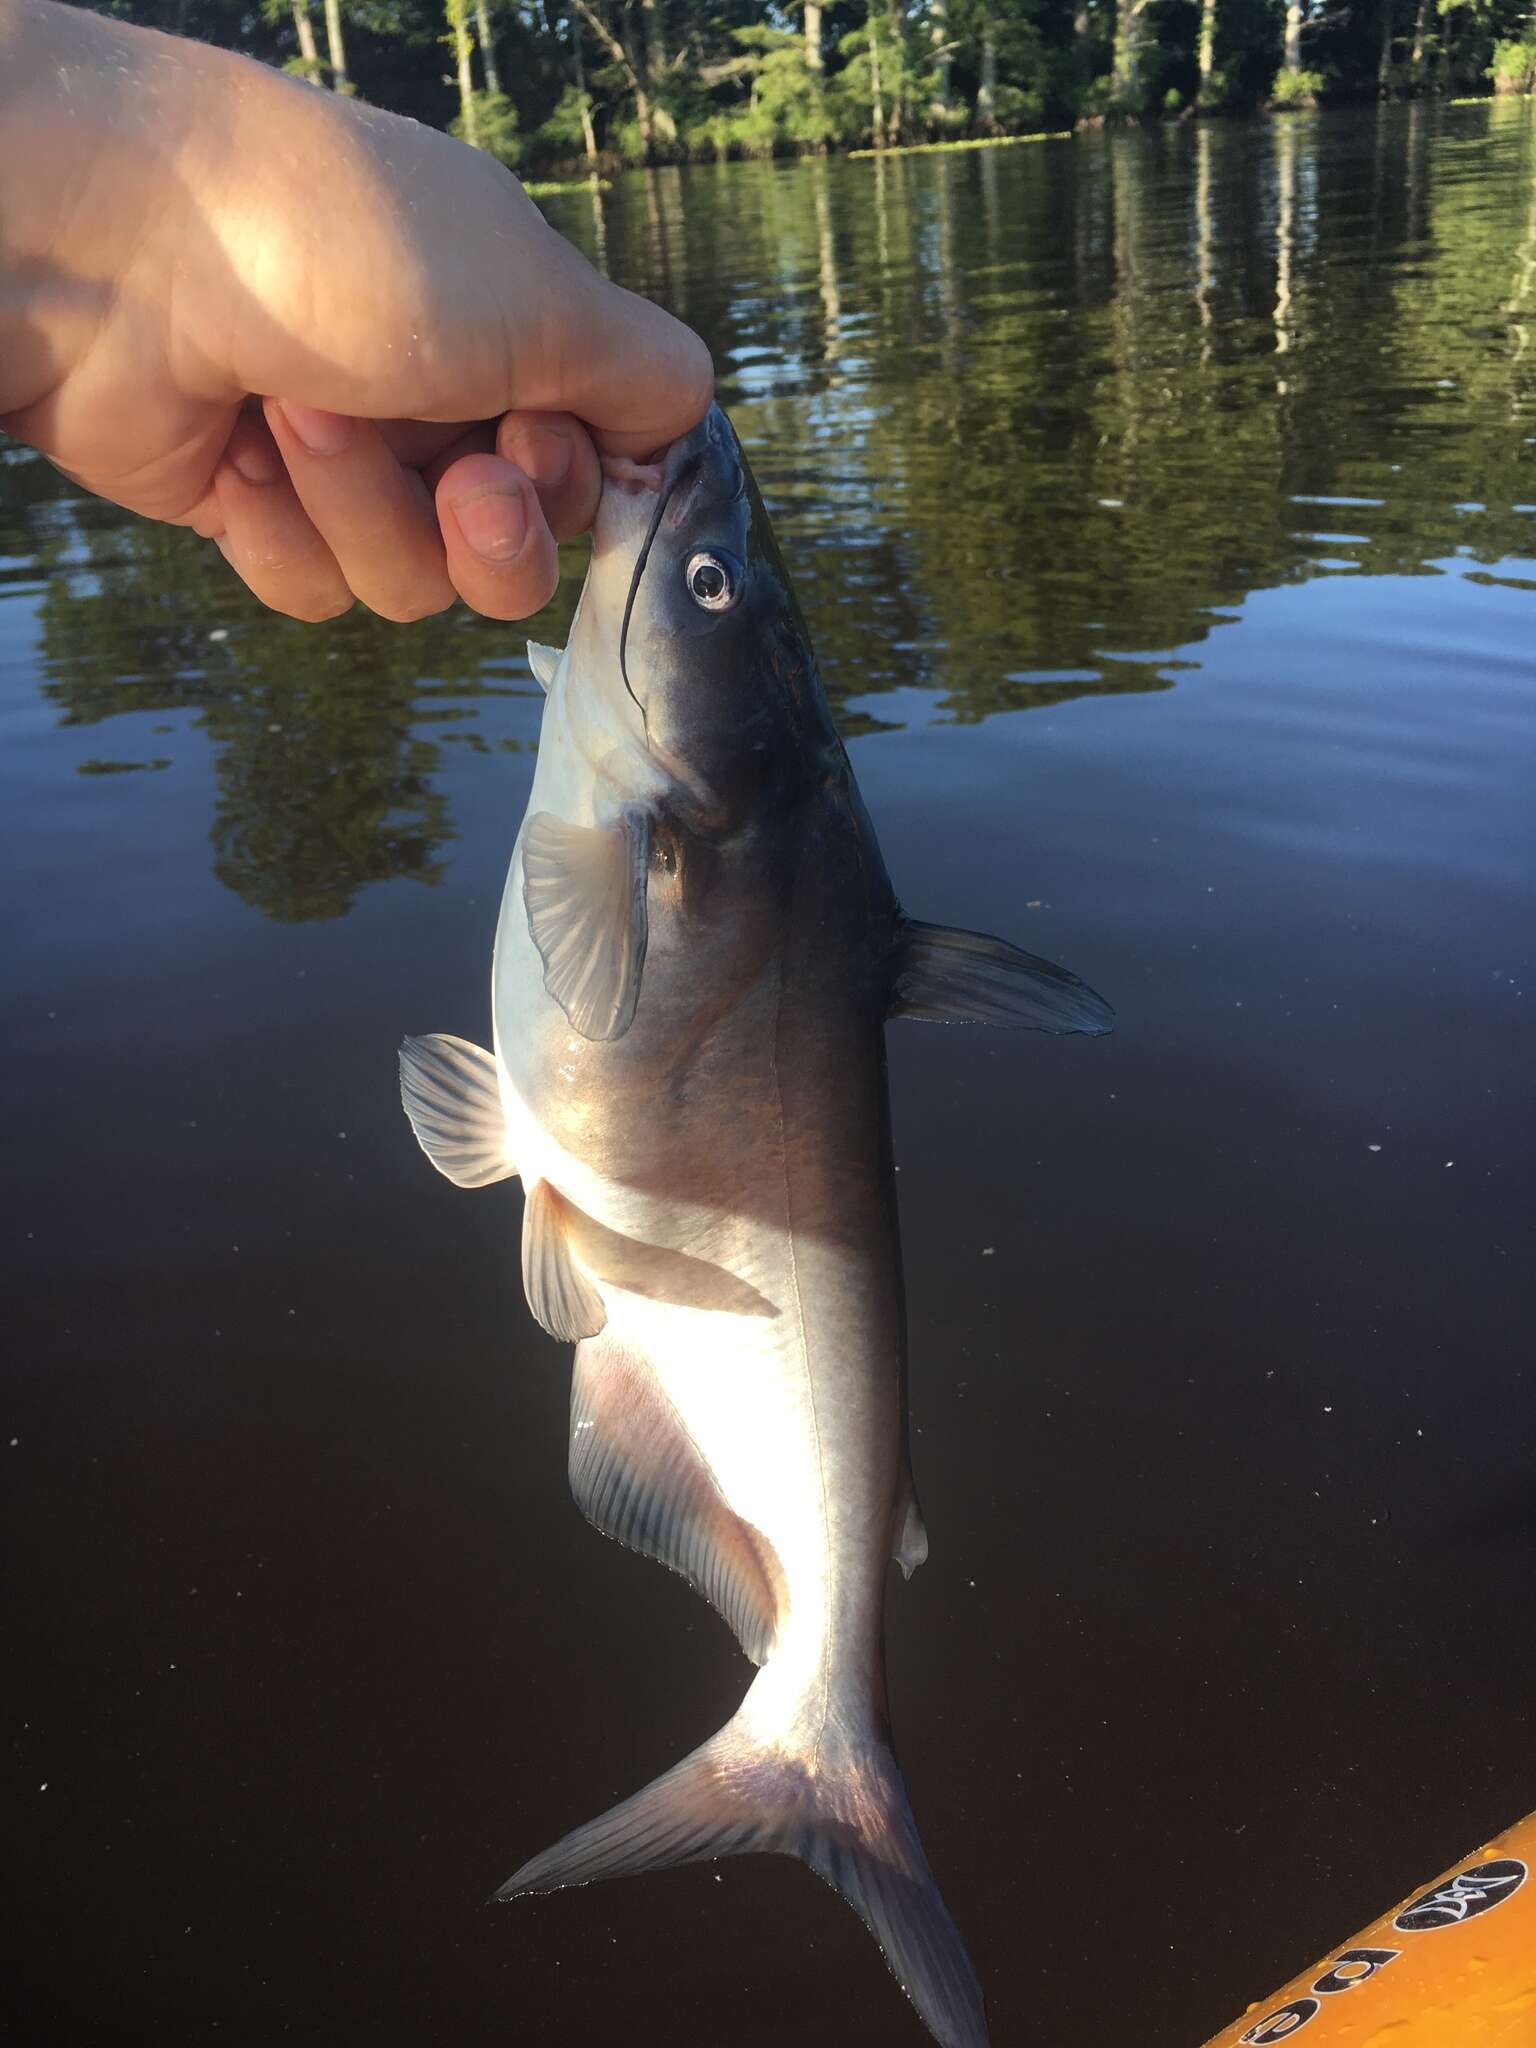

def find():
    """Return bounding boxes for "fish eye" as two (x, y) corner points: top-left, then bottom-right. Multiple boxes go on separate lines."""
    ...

(685, 552), (736, 613)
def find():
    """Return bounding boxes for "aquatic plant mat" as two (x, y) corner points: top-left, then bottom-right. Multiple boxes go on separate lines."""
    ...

(849, 130), (1073, 160)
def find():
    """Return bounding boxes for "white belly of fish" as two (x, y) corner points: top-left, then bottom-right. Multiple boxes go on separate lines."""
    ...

(496, 1057), (861, 1712)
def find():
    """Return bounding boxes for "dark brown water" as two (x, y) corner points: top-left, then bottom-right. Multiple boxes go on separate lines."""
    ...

(4, 104), (1534, 2048)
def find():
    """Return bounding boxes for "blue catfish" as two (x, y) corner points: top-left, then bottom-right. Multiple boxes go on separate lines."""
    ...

(400, 404), (1112, 2048)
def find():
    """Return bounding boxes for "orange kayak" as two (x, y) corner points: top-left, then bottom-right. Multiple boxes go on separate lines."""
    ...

(1201, 1809), (1536, 2046)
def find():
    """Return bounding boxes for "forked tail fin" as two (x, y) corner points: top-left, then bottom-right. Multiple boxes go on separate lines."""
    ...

(494, 1699), (988, 2048)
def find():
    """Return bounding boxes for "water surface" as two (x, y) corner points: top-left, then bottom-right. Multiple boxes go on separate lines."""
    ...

(4, 104), (1534, 2048)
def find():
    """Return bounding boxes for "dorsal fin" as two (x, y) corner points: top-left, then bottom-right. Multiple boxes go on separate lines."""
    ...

(568, 1339), (785, 1664)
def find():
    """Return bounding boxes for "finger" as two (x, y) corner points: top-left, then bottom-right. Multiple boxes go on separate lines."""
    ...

(173, 415), (268, 539)
(179, 487), (225, 541)
(379, 418), (484, 469)
(265, 401), (456, 624)
(212, 424), (352, 622)
(496, 411), (601, 544)
(420, 422), (498, 495)
(435, 454), (559, 622)
(525, 232), (715, 461)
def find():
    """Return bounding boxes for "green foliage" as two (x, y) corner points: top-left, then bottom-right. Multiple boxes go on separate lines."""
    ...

(1489, 31), (1536, 91)
(51, 0), (1536, 172)
(707, 26), (832, 153)
(1270, 65), (1324, 106)
(530, 84), (593, 156)
(452, 88), (521, 164)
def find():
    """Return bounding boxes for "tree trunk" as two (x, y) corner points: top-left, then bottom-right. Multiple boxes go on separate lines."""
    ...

(1282, 0), (1303, 73)
(887, 2), (905, 141)
(804, 0), (823, 72)
(1377, 0), (1394, 91)
(1072, 0), (1092, 104)
(639, 0), (676, 144)
(572, 0), (652, 158)
(1196, 0), (1217, 98)
(1409, 0), (1432, 85)
(639, 0), (667, 77)
(1112, 0), (1143, 105)
(447, 0), (478, 144)
(322, 0), (350, 92)
(977, 8), (996, 127)
(474, 0), (501, 94)
(570, 15), (598, 163)
(1440, 1), (1462, 89)
(928, 0), (950, 126)
(632, 77), (655, 155)
(291, 0), (320, 78)
(869, 7), (885, 146)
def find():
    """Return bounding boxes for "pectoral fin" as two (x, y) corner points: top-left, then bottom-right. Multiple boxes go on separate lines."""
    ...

(526, 641), (561, 691)
(890, 919), (1114, 1035)
(522, 809), (651, 1042)
(522, 1179), (607, 1342)
(399, 1033), (517, 1188)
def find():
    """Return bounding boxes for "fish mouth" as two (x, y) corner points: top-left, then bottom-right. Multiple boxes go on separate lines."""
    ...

(610, 405), (741, 709)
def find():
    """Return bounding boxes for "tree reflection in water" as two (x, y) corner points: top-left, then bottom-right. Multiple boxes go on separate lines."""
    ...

(6, 103), (1533, 919)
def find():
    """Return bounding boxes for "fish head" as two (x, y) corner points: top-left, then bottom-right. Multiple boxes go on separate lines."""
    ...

(583, 403), (837, 827)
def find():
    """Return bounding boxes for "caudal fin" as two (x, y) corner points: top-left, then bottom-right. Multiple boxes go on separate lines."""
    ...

(494, 1703), (988, 2048)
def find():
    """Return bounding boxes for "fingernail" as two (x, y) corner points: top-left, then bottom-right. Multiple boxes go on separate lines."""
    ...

(507, 423), (573, 492)
(451, 483), (527, 564)
(277, 402), (353, 456)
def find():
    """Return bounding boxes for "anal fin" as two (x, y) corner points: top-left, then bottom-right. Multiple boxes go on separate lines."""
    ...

(569, 1340), (785, 1664)
(399, 1033), (517, 1188)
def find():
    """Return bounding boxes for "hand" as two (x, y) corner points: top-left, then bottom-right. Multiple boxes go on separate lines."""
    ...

(0, 0), (712, 623)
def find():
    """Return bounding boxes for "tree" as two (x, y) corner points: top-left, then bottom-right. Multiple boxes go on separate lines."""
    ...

(291, 0), (320, 79)
(322, 0), (350, 91)
(474, 0), (502, 94)
(446, 0), (479, 145)
(1197, 0), (1219, 103)
(1112, 0), (1155, 108)
(569, 0), (657, 158)
(1282, 0), (1304, 74)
